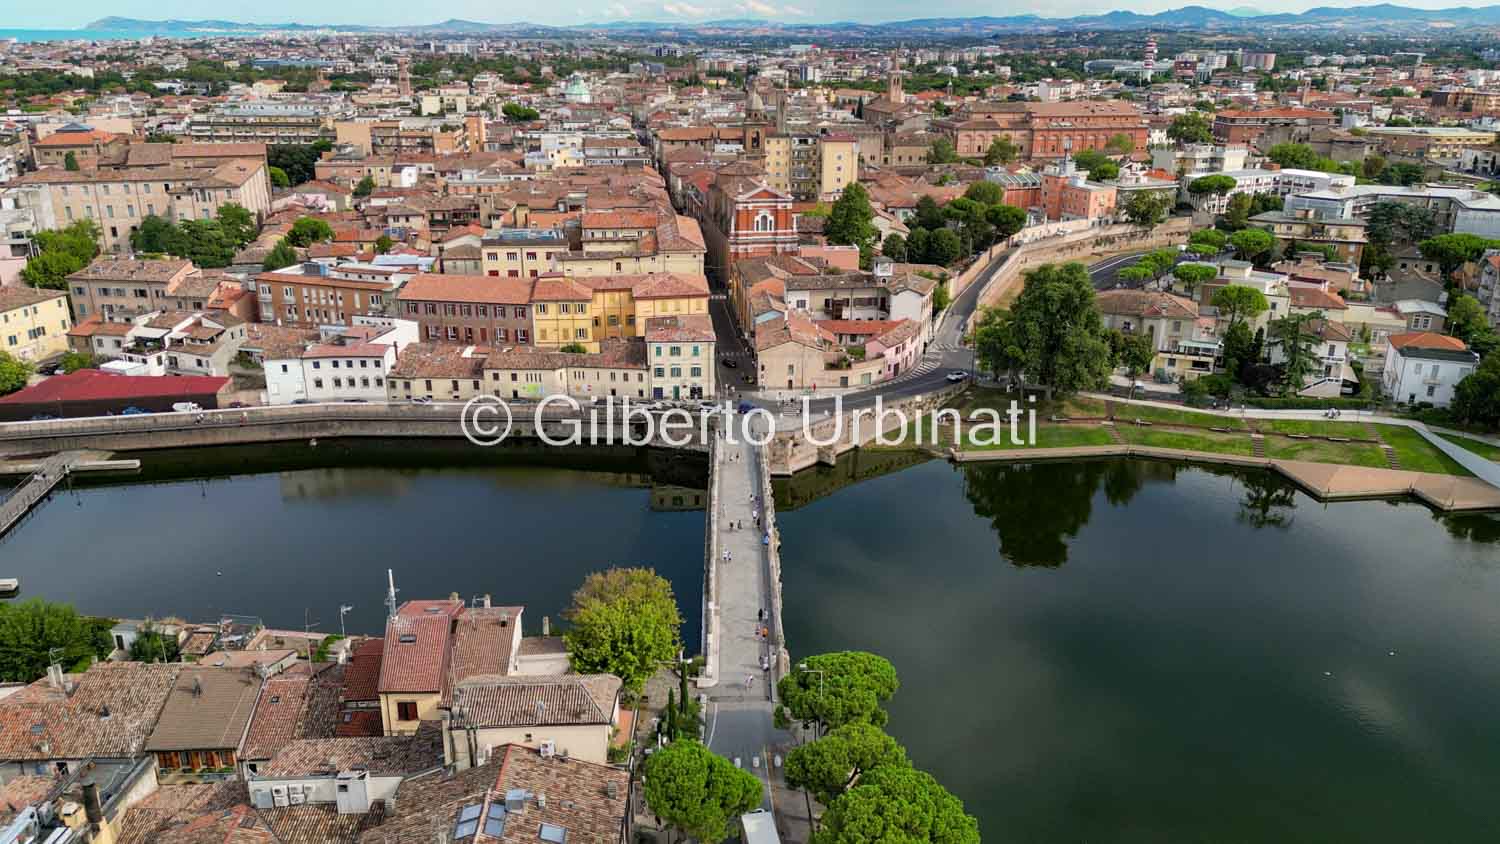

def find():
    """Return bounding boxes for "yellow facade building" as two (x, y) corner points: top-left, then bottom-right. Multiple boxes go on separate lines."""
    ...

(0, 287), (72, 363)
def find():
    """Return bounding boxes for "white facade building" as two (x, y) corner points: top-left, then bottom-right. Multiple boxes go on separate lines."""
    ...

(1382, 332), (1479, 407)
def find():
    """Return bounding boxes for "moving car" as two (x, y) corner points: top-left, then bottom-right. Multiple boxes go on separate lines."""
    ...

(945, 370), (969, 382)
(721, 357), (738, 368)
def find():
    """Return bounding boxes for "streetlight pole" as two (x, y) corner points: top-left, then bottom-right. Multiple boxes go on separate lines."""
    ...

(339, 605), (353, 639)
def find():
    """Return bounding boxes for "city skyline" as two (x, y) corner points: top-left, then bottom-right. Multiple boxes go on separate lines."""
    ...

(7, 0), (1495, 30)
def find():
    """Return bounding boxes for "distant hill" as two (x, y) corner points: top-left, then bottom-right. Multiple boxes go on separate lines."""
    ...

(84, 5), (1500, 35)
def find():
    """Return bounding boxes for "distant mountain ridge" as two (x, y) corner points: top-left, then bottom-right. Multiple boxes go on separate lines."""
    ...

(84, 4), (1500, 35)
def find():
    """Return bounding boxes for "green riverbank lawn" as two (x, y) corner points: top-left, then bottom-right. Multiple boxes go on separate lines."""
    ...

(1110, 403), (1251, 431)
(1116, 426), (1255, 456)
(1375, 426), (1473, 477)
(1439, 433), (1500, 462)
(962, 424), (1115, 451)
(1258, 419), (1375, 439)
(1263, 437), (1390, 469)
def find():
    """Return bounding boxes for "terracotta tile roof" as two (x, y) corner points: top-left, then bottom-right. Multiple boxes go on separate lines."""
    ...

(36, 128), (118, 146)
(1388, 331), (1468, 351)
(69, 257), (192, 283)
(357, 745), (628, 844)
(629, 273), (710, 300)
(449, 607), (524, 690)
(1289, 286), (1349, 310)
(449, 675), (620, 729)
(260, 803), (386, 844)
(116, 782), (254, 844)
(341, 638), (384, 704)
(582, 210), (657, 229)
(0, 287), (66, 312)
(644, 314), (714, 343)
(145, 667), (263, 753)
(0, 663), (179, 762)
(1096, 289), (1200, 320)
(388, 343), (488, 380)
(397, 273), (533, 306)
(529, 275), (594, 302)
(259, 726), (444, 778)
(378, 601), (462, 695)
(241, 664), (345, 762)
(335, 710), (383, 738)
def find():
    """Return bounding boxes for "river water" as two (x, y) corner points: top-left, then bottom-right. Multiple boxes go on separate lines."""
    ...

(5, 445), (1500, 839)
(777, 456), (1500, 842)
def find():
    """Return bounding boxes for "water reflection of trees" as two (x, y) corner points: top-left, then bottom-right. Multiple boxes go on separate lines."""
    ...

(963, 459), (1313, 566)
(1437, 511), (1500, 544)
(961, 460), (1177, 566)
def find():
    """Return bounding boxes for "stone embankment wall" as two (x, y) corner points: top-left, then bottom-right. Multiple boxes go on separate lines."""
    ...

(976, 218), (1193, 309)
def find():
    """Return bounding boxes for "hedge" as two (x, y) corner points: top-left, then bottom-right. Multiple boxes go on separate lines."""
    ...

(1241, 396), (1376, 410)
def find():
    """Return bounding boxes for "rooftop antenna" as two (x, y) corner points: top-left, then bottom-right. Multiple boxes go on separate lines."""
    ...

(386, 569), (400, 621)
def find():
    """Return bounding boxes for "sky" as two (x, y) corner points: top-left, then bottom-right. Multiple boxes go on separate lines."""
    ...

(5, 0), (1486, 29)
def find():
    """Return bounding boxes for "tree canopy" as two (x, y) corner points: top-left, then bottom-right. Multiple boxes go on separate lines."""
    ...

(562, 567), (681, 693)
(262, 238), (299, 272)
(813, 764), (980, 844)
(0, 599), (114, 681)
(1229, 228), (1275, 263)
(287, 217), (335, 247)
(786, 722), (908, 806)
(1212, 285), (1270, 330)
(983, 136), (1020, 166)
(777, 651), (899, 735)
(0, 351), (32, 395)
(1167, 111), (1213, 144)
(1187, 174), (1237, 196)
(1418, 233), (1500, 277)
(987, 262), (1114, 398)
(824, 183), (879, 266)
(642, 740), (762, 844)
(1453, 355), (1500, 429)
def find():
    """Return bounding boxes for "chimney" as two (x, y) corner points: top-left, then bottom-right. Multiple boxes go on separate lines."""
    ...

(82, 783), (103, 825)
(337, 646), (348, 665)
(46, 664), (65, 690)
(542, 616), (550, 636)
(482, 594), (491, 609)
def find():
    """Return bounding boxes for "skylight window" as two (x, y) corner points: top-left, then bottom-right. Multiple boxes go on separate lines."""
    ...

(483, 803), (507, 837)
(454, 804), (482, 839)
(540, 823), (568, 844)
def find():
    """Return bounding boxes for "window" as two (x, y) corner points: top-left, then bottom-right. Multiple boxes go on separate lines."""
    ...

(397, 700), (419, 720)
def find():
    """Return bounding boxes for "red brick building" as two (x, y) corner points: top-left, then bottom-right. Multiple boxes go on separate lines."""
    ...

(934, 101), (1149, 161)
(395, 273), (534, 346)
(1212, 108), (1337, 147)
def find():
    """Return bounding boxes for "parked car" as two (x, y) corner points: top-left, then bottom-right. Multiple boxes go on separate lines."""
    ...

(721, 356), (738, 369)
(291, 399), (313, 405)
(945, 370), (969, 383)
(738, 401), (755, 413)
(171, 401), (202, 413)
(28, 414), (58, 421)
(409, 396), (432, 404)
(227, 401), (249, 408)
(120, 406), (149, 415)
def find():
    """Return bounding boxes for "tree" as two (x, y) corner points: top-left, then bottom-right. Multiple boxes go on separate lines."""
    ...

(962, 181), (1003, 206)
(777, 651), (899, 736)
(374, 234), (395, 254)
(1188, 229), (1227, 250)
(1271, 311), (1321, 395)
(287, 216), (335, 247)
(268, 166), (291, 189)
(1266, 143), (1319, 170)
(262, 238), (299, 272)
(1220, 193), (1254, 231)
(1452, 355), (1500, 429)
(881, 234), (907, 262)
(913, 195), (946, 231)
(1123, 191), (1171, 228)
(984, 203), (1027, 243)
(932, 280), (951, 313)
(642, 740), (762, 844)
(354, 174), (376, 197)
(1117, 265), (1154, 286)
(165, 219), (236, 268)
(1105, 132), (1135, 155)
(1418, 233), (1500, 278)
(1071, 148), (1111, 174)
(1362, 154), (1388, 180)
(268, 143), (325, 186)
(786, 723), (908, 806)
(21, 220), (100, 290)
(928, 138), (959, 164)
(501, 102), (540, 122)
(215, 203), (258, 248)
(1138, 249), (1179, 280)
(926, 228), (962, 266)
(0, 350), (32, 395)
(0, 599), (114, 681)
(1212, 284), (1270, 331)
(128, 622), (181, 663)
(1221, 320), (1256, 382)
(983, 136), (1020, 166)
(1229, 228), (1274, 263)
(63, 151), (79, 171)
(559, 342), (588, 353)
(1171, 263), (1217, 298)
(1111, 330), (1156, 378)
(824, 183), (878, 262)
(130, 214), (176, 254)
(813, 765), (980, 844)
(1367, 201), (1436, 248)
(1446, 294), (1490, 345)
(58, 351), (97, 374)
(562, 567), (681, 693)
(993, 262), (1113, 399)
(1087, 160), (1120, 181)
(1167, 111), (1213, 144)
(1187, 174), (1237, 196)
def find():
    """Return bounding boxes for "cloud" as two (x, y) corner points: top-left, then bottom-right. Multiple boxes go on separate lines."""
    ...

(781, 3), (809, 13)
(602, 1), (631, 15)
(662, 0), (712, 16)
(739, 0), (779, 14)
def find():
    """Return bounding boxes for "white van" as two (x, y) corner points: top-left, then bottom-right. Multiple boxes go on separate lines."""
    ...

(171, 402), (203, 413)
